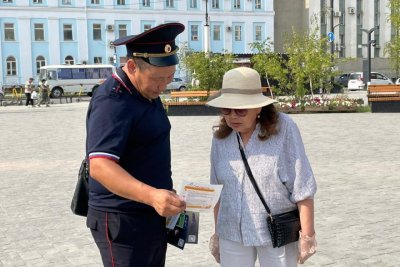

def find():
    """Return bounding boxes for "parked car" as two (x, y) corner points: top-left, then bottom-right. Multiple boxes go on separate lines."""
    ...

(347, 72), (393, 90)
(166, 77), (187, 91)
(334, 73), (351, 87)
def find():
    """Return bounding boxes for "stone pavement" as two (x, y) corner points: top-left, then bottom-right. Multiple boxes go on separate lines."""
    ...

(0, 102), (399, 267)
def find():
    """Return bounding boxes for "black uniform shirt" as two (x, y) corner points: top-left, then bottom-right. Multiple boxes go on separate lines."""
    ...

(86, 67), (172, 212)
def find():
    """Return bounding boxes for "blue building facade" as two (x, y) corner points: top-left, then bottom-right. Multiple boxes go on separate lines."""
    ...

(0, 0), (274, 86)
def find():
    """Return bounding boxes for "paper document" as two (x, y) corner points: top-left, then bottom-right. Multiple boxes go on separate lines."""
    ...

(179, 181), (222, 212)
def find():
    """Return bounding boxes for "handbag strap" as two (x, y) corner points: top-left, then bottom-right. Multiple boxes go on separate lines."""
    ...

(236, 133), (272, 217)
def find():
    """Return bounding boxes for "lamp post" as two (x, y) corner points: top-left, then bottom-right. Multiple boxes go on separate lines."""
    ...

(361, 25), (379, 84)
(204, 0), (210, 54)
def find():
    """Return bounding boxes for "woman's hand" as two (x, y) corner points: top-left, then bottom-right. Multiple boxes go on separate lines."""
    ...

(209, 233), (220, 263)
(298, 231), (317, 264)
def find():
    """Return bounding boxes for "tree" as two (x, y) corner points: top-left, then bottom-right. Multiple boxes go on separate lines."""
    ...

(250, 39), (291, 96)
(250, 19), (335, 105)
(181, 50), (236, 93)
(385, 0), (400, 77)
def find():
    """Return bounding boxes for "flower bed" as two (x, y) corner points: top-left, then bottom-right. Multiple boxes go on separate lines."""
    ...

(276, 95), (362, 113)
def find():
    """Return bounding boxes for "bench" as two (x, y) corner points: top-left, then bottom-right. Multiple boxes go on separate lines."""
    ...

(367, 84), (400, 112)
(168, 90), (219, 105)
(167, 87), (271, 105)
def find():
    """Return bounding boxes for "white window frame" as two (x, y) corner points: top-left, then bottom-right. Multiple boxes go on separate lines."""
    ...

(189, 0), (197, 8)
(65, 55), (74, 65)
(118, 24), (127, 38)
(93, 23), (102, 40)
(191, 25), (199, 41)
(4, 23), (15, 41)
(36, 56), (46, 75)
(6, 56), (17, 76)
(63, 24), (73, 41)
(142, 0), (150, 6)
(166, 0), (174, 8)
(34, 23), (45, 41)
(234, 25), (242, 41)
(213, 25), (221, 41)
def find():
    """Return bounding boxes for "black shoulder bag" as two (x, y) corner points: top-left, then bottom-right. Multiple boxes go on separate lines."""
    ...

(71, 158), (89, 217)
(236, 134), (301, 248)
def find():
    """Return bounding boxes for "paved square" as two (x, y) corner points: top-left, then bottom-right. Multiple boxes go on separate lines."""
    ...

(0, 102), (399, 266)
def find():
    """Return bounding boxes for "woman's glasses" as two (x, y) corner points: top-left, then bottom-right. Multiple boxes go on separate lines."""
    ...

(220, 108), (248, 117)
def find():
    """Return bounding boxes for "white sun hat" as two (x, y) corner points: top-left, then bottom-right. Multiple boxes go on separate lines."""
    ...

(206, 67), (276, 109)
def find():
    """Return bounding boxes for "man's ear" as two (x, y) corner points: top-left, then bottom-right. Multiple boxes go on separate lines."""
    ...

(126, 59), (137, 74)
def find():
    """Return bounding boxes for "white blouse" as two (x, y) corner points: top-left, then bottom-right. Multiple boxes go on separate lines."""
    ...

(210, 112), (317, 246)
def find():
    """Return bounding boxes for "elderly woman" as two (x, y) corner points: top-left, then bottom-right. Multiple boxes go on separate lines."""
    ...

(207, 67), (317, 267)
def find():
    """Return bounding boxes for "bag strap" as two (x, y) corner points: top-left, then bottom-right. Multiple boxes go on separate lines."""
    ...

(236, 133), (272, 217)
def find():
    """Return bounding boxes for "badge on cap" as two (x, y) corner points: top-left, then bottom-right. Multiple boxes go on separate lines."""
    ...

(165, 44), (172, 53)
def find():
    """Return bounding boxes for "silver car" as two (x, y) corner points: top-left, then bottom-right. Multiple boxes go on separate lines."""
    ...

(166, 78), (187, 91)
(347, 72), (393, 90)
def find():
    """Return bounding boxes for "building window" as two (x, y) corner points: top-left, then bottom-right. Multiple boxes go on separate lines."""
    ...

(255, 0), (261, 9)
(93, 24), (102, 40)
(118, 24), (127, 38)
(233, 0), (240, 9)
(234, 25), (242, 41)
(191, 25), (199, 41)
(6, 56), (17, 76)
(94, 57), (103, 63)
(166, 0), (174, 8)
(33, 0), (43, 3)
(4, 23), (15, 41)
(65, 55), (74, 65)
(36, 56), (46, 75)
(62, 0), (72, 4)
(189, 0), (197, 8)
(34, 23), (45, 41)
(143, 24), (152, 31)
(3, 0), (13, 3)
(142, 0), (150, 6)
(213, 25), (221, 40)
(63, 24), (73, 41)
(91, 0), (99, 4)
(255, 25), (262, 41)
(117, 0), (125, 4)
(211, 0), (219, 9)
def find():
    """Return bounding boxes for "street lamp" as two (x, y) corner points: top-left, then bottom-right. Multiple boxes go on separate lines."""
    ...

(361, 25), (380, 84)
(204, 0), (210, 54)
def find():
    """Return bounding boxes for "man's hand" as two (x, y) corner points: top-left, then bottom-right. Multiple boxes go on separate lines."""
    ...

(150, 189), (186, 217)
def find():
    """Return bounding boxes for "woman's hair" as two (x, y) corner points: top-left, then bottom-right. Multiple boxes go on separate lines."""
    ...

(213, 104), (279, 140)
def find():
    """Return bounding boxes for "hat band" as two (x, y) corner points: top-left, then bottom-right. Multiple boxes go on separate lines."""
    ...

(132, 48), (178, 58)
(221, 88), (262, 94)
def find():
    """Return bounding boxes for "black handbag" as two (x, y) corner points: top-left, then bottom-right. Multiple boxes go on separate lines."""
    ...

(71, 158), (89, 217)
(236, 134), (300, 248)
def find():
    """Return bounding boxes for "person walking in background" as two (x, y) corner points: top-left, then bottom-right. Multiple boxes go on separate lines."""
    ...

(207, 67), (317, 267)
(38, 78), (50, 107)
(86, 23), (186, 267)
(24, 77), (35, 107)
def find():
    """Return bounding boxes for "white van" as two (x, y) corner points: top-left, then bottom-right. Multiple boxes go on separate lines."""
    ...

(347, 72), (393, 90)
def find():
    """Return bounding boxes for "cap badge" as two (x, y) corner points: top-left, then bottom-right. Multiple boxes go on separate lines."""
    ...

(164, 44), (172, 53)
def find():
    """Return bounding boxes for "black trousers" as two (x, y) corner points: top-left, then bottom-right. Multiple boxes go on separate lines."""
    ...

(87, 208), (167, 267)
(25, 93), (33, 106)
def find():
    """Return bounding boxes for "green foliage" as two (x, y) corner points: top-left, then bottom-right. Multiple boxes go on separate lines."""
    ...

(385, 0), (400, 77)
(250, 39), (290, 95)
(180, 45), (236, 92)
(250, 18), (335, 103)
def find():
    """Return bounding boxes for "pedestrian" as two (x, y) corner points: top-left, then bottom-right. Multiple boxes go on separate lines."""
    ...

(31, 89), (38, 106)
(38, 78), (50, 107)
(207, 67), (317, 267)
(86, 23), (186, 267)
(24, 77), (35, 107)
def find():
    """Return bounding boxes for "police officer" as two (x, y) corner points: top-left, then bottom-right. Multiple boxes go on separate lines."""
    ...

(86, 23), (186, 266)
